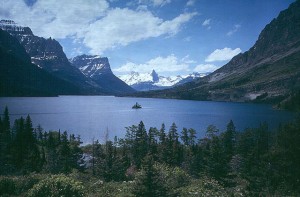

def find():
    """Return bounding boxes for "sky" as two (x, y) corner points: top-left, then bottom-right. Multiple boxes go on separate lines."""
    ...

(0, 0), (295, 77)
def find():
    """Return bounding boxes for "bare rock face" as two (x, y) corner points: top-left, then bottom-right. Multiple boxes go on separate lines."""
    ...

(0, 20), (134, 95)
(70, 55), (135, 94)
(0, 19), (105, 94)
(0, 29), (79, 96)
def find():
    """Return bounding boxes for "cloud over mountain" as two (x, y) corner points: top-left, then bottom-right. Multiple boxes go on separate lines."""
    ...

(205, 47), (242, 62)
(113, 54), (192, 74)
(0, 0), (196, 54)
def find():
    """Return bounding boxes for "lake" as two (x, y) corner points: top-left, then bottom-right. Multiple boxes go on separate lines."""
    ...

(0, 96), (294, 144)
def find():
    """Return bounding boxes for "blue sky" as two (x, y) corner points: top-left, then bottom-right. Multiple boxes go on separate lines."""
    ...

(0, 0), (295, 76)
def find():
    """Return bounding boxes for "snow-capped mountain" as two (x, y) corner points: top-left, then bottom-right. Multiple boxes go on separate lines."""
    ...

(0, 19), (104, 94)
(0, 20), (133, 95)
(70, 55), (135, 94)
(118, 70), (208, 91)
(70, 55), (112, 77)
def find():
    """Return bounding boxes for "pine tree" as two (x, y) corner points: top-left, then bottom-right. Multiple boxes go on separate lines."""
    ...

(158, 123), (166, 144)
(2, 106), (10, 142)
(58, 131), (71, 173)
(133, 121), (148, 168)
(188, 128), (197, 147)
(24, 115), (41, 172)
(104, 140), (114, 181)
(223, 120), (236, 160)
(133, 154), (167, 197)
(12, 117), (25, 168)
(181, 128), (189, 146)
(148, 127), (158, 155)
(166, 123), (181, 166)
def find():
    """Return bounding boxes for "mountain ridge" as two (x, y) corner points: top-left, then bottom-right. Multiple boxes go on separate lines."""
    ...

(0, 20), (134, 95)
(130, 0), (300, 105)
(0, 29), (80, 96)
(70, 55), (135, 94)
(119, 70), (207, 91)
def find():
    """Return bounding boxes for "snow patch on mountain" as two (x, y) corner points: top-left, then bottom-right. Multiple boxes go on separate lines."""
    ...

(118, 70), (208, 91)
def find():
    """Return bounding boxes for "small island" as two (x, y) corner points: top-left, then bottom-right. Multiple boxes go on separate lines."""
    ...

(132, 102), (142, 109)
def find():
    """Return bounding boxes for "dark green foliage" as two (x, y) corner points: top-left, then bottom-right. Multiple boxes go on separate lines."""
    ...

(0, 108), (82, 175)
(0, 107), (299, 196)
(280, 91), (300, 111)
(0, 174), (41, 196)
(27, 175), (85, 197)
(133, 154), (167, 197)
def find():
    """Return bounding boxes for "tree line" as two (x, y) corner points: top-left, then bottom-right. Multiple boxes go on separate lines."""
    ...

(1, 107), (299, 196)
(0, 106), (83, 175)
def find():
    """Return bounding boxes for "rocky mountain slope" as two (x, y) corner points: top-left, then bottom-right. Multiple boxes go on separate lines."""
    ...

(0, 20), (105, 95)
(70, 55), (135, 94)
(0, 29), (79, 96)
(134, 1), (300, 104)
(119, 70), (207, 91)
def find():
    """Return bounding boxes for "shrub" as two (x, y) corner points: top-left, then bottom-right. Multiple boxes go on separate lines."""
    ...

(27, 174), (85, 197)
(178, 177), (229, 197)
(0, 174), (41, 196)
(91, 181), (135, 197)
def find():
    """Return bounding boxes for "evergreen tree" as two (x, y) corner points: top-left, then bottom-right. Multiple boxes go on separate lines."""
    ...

(166, 123), (182, 166)
(158, 123), (166, 144)
(2, 106), (11, 142)
(148, 127), (158, 156)
(0, 107), (11, 174)
(58, 131), (71, 173)
(12, 117), (25, 168)
(69, 134), (83, 171)
(188, 128), (197, 147)
(181, 128), (189, 146)
(223, 120), (236, 160)
(24, 115), (41, 172)
(133, 154), (167, 197)
(133, 121), (148, 168)
(104, 140), (114, 181)
(93, 140), (106, 176)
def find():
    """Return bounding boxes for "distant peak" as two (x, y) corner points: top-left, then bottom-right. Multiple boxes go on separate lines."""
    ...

(150, 69), (159, 82)
(0, 19), (17, 25)
(0, 19), (33, 35)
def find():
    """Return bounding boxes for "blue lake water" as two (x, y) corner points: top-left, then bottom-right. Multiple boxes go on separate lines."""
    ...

(0, 96), (294, 144)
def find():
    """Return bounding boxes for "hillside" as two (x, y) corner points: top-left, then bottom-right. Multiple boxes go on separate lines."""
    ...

(132, 1), (300, 106)
(0, 29), (79, 96)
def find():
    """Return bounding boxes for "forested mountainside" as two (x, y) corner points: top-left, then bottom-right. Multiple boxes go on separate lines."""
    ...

(132, 1), (300, 110)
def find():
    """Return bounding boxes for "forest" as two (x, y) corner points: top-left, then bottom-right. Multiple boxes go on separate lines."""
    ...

(0, 107), (299, 196)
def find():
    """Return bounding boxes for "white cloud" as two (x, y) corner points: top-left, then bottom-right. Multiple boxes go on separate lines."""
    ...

(186, 0), (195, 6)
(138, 0), (171, 7)
(202, 19), (211, 26)
(84, 9), (197, 54)
(202, 18), (211, 30)
(227, 24), (241, 36)
(0, 0), (196, 55)
(193, 64), (219, 73)
(113, 54), (191, 74)
(205, 47), (242, 62)
(181, 55), (196, 64)
(0, 0), (109, 39)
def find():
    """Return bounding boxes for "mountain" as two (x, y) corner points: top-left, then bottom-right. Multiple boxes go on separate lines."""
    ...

(133, 1), (300, 105)
(70, 55), (135, 94)
(0, 29), (79, 96)
(119, 70), (207, 91)
(0, 20), (104, 94)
